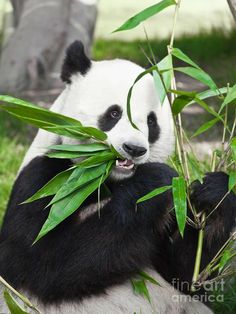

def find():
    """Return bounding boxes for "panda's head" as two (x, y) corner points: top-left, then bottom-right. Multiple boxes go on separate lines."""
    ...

(58, 41), (175, 180)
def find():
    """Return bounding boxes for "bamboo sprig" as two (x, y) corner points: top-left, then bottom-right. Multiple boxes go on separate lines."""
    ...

(0, 276), (41, 313)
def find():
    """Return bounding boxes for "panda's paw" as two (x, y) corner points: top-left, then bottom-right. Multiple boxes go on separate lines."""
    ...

(190, 172), (236, 221)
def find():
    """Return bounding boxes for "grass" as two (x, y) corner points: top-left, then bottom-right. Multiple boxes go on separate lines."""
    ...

(0, 111), (28, 224)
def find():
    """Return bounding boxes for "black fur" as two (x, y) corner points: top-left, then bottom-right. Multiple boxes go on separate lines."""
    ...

(0, 157), (235, 304)
(98, 105), (122, 132)
(61, 41), (91, 84)
(147, 111), (160, 143)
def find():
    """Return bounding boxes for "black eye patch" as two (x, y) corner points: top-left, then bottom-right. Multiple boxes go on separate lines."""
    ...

(147, 111), (160, 143)
(98, 105), (122, 132)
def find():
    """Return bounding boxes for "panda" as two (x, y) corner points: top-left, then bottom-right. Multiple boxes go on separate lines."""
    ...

(0, 41), (235, 314)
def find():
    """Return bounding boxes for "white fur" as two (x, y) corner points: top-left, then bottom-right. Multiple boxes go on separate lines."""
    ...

(0, 269), (213, 314)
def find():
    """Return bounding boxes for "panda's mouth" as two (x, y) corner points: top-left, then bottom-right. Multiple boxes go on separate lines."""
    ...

(116, 158), (135, 170)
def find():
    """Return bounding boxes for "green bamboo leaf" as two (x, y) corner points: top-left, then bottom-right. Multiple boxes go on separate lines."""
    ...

(172, 92), (197, 115)
(192, 117), (220, 138)
(229, 172), (236, 194)
(186, 154), (204, 183)
(44, 125), (90, 139)
(35, 164), (113, 242)
(131, 279), (151, 303)
(171, 48), (201, 69)
(220, 84), (236, 112)
(136, 185), (172, 203)
(47, 151), (94, 159)
(153, 54), (173, 104)
(22, 168), (74, 203)
(48, 143), (109, 152)
(171, 88), (227, 113)
(219, 250), (234, 272)
(231, 138), (236, 161)
(194, 97), (222, 120)
(172, 176), (187, 237)
(113, 0), (176, 32)
(4, 290), (29, 314)
(139, 271), (160, 286)
(175, 67), (218, 91)
(0, 95), (82, 127)
(196, 87), (227, 101)
(49, 164), (107, 205)
(127, 65), (157, 129)
(170, 90), (222, 120)
(77, 151), (116, 168)
(78, 126), (107, 141)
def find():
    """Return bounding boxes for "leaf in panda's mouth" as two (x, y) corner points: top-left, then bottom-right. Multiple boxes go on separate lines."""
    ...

(116, 158), (135, 170)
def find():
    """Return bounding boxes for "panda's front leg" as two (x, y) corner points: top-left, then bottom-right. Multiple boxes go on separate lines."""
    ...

(29, 162), (177, 302)
(170, 172), (236, 292)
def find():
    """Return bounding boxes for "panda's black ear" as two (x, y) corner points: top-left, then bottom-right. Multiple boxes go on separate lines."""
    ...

(61, 41), (91, 84)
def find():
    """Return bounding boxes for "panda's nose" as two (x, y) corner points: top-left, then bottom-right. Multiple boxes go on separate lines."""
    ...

(122, 143), (147, 157)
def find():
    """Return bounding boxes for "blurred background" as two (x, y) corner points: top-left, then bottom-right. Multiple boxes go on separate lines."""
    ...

(0, 0), (235, 221)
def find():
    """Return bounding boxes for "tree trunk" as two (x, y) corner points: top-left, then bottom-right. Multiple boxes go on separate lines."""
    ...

(227, 0), (236, 21)
(10, 0), (24, 27)
(0, 0), (97, 94)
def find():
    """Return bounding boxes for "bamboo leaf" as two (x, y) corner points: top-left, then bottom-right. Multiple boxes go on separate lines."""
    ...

(153, 54), (173, 104)
(113, 0), (176, 32)
(171, 48), (201, 69)
(49, 164), (107, 205)
(47, 151), (94, 159)
(139, 271), (160, 286)
(4, 290), (29, 314)
(171, 88), (227, 113)
(192, 117), (220, 138)
(172, 92), (196, 115)
(219, 250), (233, 272)
(172, 176), (187, 237)
(77, 151), (116, 168)
(0, 95), (82, 127)
(229, 172), (236, 194)
(131, 279), (151, 303)
(196, 87), (227, 101)
(186, 154), (204, 183)
(44, 125), (90, 139)
(48, 143), (109, 152)
(35, 164), (112, 242)
(231, 138), (236, 161)
(220, 84), (236, 112)
(175, 67), (218, 91)
(136, 185), (172, 203)
(78, 126), (107, 141)
(22, 168), (74, 203)
(127, 65), (157, 129)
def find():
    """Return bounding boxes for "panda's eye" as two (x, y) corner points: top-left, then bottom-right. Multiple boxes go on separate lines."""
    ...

(110, 110), (121, 119)
(148, 116), (155, 126)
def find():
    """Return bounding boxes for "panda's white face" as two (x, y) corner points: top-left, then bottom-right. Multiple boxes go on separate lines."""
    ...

(59, 58), (175, 180)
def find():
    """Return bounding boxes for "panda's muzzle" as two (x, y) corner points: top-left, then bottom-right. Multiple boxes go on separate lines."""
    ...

(122, 143), (147, 158)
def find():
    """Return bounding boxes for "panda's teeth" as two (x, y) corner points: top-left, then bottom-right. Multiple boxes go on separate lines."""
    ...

(116, 159), (134, 170)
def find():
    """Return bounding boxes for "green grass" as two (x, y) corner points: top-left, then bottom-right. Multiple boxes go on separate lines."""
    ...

(0, 138), (27, 223)
(0, 111), (29, 224)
